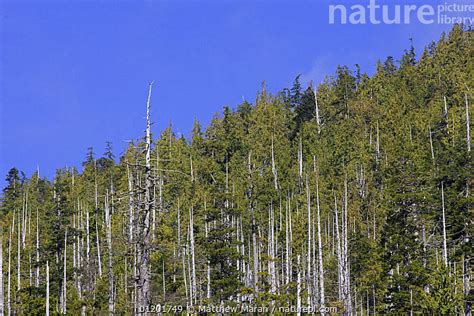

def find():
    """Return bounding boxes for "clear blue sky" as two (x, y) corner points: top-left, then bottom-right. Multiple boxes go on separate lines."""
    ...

(0, 0), (453, 186)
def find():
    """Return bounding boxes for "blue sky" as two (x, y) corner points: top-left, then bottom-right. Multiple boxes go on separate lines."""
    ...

(0, 0), (454, 186)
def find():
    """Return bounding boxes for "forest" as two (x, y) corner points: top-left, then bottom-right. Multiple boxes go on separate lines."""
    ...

(0, 25), (472, 315)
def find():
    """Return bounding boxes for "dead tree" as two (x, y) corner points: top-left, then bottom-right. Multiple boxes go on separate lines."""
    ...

(316, 173), (325, 311)
(105, 191), (114, 315)
(137, 82), (155, 311)
(466, 93), (471, 152)
(46, 261), (50, 316)
(313, 83), (321, 134)
(0, 231), (4, 315)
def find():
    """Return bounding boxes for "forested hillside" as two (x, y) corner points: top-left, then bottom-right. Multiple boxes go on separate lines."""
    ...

(0, 25), (472, 315)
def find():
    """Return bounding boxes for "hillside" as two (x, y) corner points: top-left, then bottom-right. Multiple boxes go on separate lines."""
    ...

(0, 24), (472, 315)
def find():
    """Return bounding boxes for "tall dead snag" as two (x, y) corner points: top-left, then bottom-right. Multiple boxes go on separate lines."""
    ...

(46, 261), (49, 316)
(36, 209), (40, 287)
(271, 136), (278, 190)
(429, 124), (435, 165)
(61, 229), (67, 314)
(268, 204), (276, 295)
(0, 231), (4, 315)
(342, 178), (352, 314)
(105, 191), (114, 315)
(247, 151), (259, 293)
(466, 93), (471, 152)
(315, 173), (325, 311)
(441, 182), (448, 268)
(189, 207), (196, 305)
(7, 224), (12, 316)
(137, 82), (154, 311)
(17, 211), (21, 291)
(296, 255), (301, 316)
(305, 176), (313, 306)
(313, 83), (321, 134)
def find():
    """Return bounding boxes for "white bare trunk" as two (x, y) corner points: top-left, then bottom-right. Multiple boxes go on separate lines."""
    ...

(298, 138), (303, 179)
(466, 93), (471, 152)
(0, 231), (4, 316)
(305, 176), (312, 305)
(46, 261), (49, 316)
(17, 211), (20, 291)
(297, 255), (301, 316)
(127, 165), (134, 243)
(137, 81), (154, 311)
(62, 229), (67, 314)
(36, 209), (40, 287)
(105, 191), (114, 315)
(205, 213), (211, 300)
(189, 207), (197, 305)
(7, 224), (12, 316)
(429, 124), (435, 164)
(96, 214), (102, 278)
(441, 182), (448, 267)
(271, 136), (278, 190)
(316, 174), (325, 310)
(313, 84), (321, 134)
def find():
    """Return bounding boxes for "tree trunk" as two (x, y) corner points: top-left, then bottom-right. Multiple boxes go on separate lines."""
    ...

(105, 191), (114, 315)
(441, 182), (448, 267)
(0, 231), (4, 316)
(46, 261), (50, 316)
(136, 81), (154, 313)
(466, 93), (471, 152)
(7, 224), (12, 316)
(316, 173), (325, 311)
(429, 124), (435, 164)
(313, 84), (321, 134)
(96, 213), (102, 278)
(36, 209), (40, 287)
(305, 176), (312, 306)
(17, 210), (21, 291)
(297, 255), (301, 316)
(62, 229), (67, 314)
(189, 207), (196, 305)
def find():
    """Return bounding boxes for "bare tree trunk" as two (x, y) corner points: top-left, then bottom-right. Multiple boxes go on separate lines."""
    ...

(313, 84), (321, 134)
(189, 207), (197, 305)
(297, 255), (301, 316)
(463, 253), (471, 316)
(305, 176), (312, 306)
(0, 231), (4, 316)
(285, 199), (290, 286)
(162, 260), (166, 302)
(17, 211), (21, 291)
(62, 229), (67, 314)
(46, 261), (49, 316)
(247, 151), (259, 293)
(96, 214), (102, 278)
(316, 174), (325, 311)
(334, 194), (343, 302)
(127, 165), (135, 244)
(441, 182), (448, 268)
(7, 224), (12, 316)
(466, 93), (471, 152)
(36, 209), (40, 287)
(271, 136), (278, 190)
(343, 178), (352, 315)
(429, 124), (435, 164)
(105, 191), (114, 315)
(137, 81), (154, 312)
(298, 138), (303, 180)
(376, 121), (380, 162)
(268, 204), (276, 294)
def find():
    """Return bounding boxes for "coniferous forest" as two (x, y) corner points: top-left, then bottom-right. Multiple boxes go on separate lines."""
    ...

(0, 25), (472, 315)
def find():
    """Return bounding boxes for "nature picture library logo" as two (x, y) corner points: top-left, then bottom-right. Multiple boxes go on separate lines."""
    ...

(328, 0), (474, 24)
